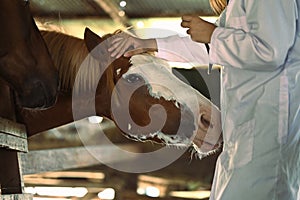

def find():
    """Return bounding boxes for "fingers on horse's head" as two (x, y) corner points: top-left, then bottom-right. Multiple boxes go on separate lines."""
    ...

(83, 27), (131, 80)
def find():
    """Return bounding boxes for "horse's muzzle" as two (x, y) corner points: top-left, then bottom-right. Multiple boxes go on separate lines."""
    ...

(18, 78), (58, 109)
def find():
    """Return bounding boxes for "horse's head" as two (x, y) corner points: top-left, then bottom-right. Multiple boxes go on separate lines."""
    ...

(0, 0), (58, 109)
(83, 28), (222, 158)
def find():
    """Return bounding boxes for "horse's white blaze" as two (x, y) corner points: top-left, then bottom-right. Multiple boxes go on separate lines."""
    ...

(126, 54), (222, 158)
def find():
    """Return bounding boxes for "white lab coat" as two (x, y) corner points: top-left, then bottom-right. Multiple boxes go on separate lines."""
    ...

(155, 0), (300, 199)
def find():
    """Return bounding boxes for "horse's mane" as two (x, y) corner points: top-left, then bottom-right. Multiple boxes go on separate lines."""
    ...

(41, 31), (89, 92)
(41, 31), (115, 94)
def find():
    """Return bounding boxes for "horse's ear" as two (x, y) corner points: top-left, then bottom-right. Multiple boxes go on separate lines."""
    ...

(84, 27), (103, 53)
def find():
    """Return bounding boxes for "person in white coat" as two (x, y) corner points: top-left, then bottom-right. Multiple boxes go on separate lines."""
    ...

(108, 0), (300, 199)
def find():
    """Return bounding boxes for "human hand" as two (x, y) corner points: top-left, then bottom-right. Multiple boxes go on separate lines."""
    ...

(181, 15), (216, 43)
(108, 32), (157, 58)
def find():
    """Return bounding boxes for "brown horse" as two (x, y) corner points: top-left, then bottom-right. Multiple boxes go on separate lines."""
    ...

(18, 28), (222, 158)
(0, 0), (58, 109)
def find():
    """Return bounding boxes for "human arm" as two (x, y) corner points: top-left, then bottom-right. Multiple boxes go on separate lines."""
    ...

(108, 31), (210, 66)
(108, 32), (157, 58)
(209, 1), (297, 71)
(155, 35), (209, 65)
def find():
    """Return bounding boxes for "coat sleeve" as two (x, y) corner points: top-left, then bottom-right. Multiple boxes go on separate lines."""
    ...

(155, 35), (209, 66)
(209, 0), (298, 71)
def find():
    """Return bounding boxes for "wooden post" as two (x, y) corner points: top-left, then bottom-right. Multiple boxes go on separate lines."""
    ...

(0, 81), (32, 199)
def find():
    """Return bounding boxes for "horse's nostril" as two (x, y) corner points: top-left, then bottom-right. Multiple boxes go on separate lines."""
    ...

(34, 80), (45, 93)
(200, 114), (211, 130)
(176, 107), (196, 139)
(28, 80), (51, 107)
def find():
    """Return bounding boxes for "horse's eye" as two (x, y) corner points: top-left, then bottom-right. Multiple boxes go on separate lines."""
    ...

(125, 74), (143, 83)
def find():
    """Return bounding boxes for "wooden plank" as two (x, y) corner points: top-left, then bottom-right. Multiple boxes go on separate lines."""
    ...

(0, 132), (28, 152)
(0, 117), (28, 152)
(31, 171), (105, 180)
(21, 145), (140, 175)
(0, 194), (32, 200)
(23, 176), (104, 188)
(0, 117), (27, 138)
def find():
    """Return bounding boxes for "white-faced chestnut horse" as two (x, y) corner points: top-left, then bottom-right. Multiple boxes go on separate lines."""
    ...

(18, 28), (222, 158)
(0, 0), (58, 109)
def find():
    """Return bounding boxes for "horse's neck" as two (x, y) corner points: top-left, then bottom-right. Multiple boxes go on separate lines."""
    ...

(41, 31), (102, 94)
